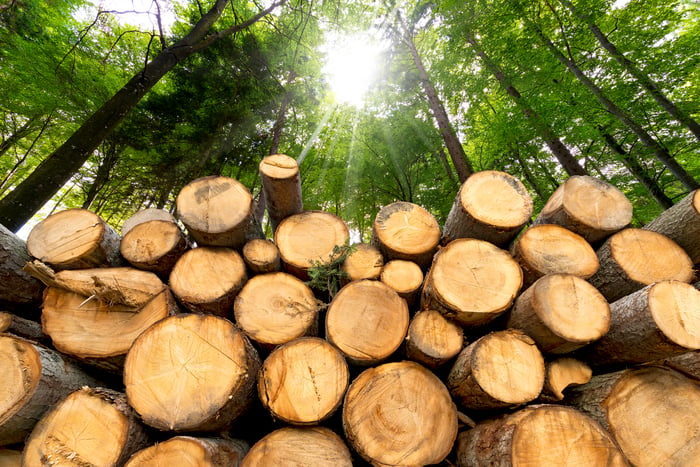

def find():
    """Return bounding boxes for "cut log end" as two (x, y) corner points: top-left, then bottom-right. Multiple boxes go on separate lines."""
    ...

(241, 427), (353, 467)
(242, 238), (281, 275)
(125, 436), (249, 467)
(405, 309), (464, 369)
(120, 220), (187, 277)
(341, 243), (383, 282)
(380, 259), (423, 304)
(542, 357), (592, 400)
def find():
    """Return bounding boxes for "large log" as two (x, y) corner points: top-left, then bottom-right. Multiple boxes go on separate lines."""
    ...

(257, 337), (349, 425)
(125, 436), (249, 467)
(120, 219), (188, 278)
(643, 189), (700, 264)
(0, 223), (43, 314)
(578, 280), (700, 367)
(169, 246), (247, 316)
(510, 223), (599, 287)
(175, 175), (260, 248)
(421, 238), (523, 327)
(442, 170), (533, 246)
(447, 329), (545, 411)
(340, 242), (383, 283)
(325, 280), (409, 366)
(371, 201), (440, 269)
(22, 387), (150, 466)
(455, 404), (628, 466)
(588, 228), (694, 302)
(259, 154), (303, 232)
(379, 259), (423, 306)
(234, 272), (320, 348)
(241, 238), (281, 275)
(124, 313), (261, 432)
(343, 360), (458, 466)
(534, 175), (633, 243)
(567, 365), (700, 466)
(507, 274), (610, 354)
(405, 309), (464, 369)
(26, 208), (122, 269)
(0, 335), (100, 445)
(241, 427), (353, 466)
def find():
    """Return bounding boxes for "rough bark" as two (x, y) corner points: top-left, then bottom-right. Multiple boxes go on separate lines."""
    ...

(0, 223), (43, 315)
(259, 154), (303, 232)
(643, 189), (700, 264)
(241, 427), (353, 467)
(0, 311), (47, 343)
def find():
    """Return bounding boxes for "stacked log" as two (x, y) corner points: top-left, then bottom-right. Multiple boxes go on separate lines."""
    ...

(4, 170), (700, 466)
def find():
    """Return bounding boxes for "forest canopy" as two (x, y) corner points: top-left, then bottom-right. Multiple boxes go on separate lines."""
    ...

(0, 0), (698, 240)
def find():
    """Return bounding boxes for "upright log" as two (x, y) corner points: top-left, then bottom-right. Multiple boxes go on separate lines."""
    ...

(643, 189), (700, 264)
(124, 314), (261, 432)
(22, 387), (150, 467)
(442, 170), (533, 246)
(125, 436), (249, 467)
(343, 361), (458, 466)
(588, 228), (694, 302)
(241, 427), (353, 467)
(534, 175), (633, 243)
(259, 154), (303, 232)
(241, 238), (281, 275)
(0, 223), (43, 314)
(340, 243), (383, 283)
(380, 259), (423, 306)
(120, 219), (188, 278)
(26, 208), (122, 269)
(422, 238), (523, 326)
(371, 201), (440, 269)
(567, 366), (700, 467)
(405, 309), (464, 369)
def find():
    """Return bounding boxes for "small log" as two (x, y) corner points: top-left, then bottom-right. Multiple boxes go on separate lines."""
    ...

(421, 238), (523, 327)
(234, 272), (320, 348)
(259, 154), (303, 232)
(380, 259), (423, 306)
(274, 211), (350, 279)
(124, 314), (261, 432)
(121, 207), (177, 236)
(405, 309), (464, 369)
(511, 223), (599, 287)
(447, 329), (545, 411)
(169, 246), (247, 316)
(455, 404), (628, 466)
(125, 436), (249, 467)
(340, 242), (383, 283)
(507, 274), (610, 354)
(578, 280), (700, 367)
(325, 280), (409, 366)
(442, 170), (533, 246)
(258, 337), (349, 425)
(534, 175), (633, 243)
(120, 220), (188, 278)
(588, 228), (694, 302)
(175, 175), (258, 248)
(0, 335), (100, 445)
(567, 365), (700, 467)
(540, 357), (592, 402)
(371, 201), (440, 269)
(241, 427), (353, 467)
(0, 311), (46, 342)
(26, 208), (122, 269)
(241, 238), (281, 275)
(342, 361), (458, 466)
(643, 189), (700, 264)
(0, 223), (43, 314)
(22, 387), (150, 466)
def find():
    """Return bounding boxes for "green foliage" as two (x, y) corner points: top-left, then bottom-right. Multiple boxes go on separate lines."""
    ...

(305, 243), (356, 298)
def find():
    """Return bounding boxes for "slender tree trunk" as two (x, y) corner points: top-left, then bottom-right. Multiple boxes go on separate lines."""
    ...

(0, 113), (53, 195)
(558, 0), (700, 141)
(0, 114), (39, 158)
(82, 141), (121, 210)
(465, 32), (588, 177)
(404, 33), (473, 182)
(512, 144), (546, 198)
(530, 22), (699, 191)
(0, 0), (286, 232)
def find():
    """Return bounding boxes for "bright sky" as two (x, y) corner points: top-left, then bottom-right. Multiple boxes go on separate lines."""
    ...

(91, 0), (177, 31)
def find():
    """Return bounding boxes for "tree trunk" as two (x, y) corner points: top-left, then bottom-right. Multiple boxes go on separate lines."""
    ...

(455, 404), (628, 466)
(0, 223), (43, 315)
(0, 335), (101, 445)
(257, 337), (348, 425)
(343, 361), (458, 466)
(421, 238), (522, 327)
(241, 427), (353, 466)
(233, 272), (320, 348)
(511, 223), (599, 287)
(241, 238), (281, 275)
(588, 228), (694, 302)
(567, 366), (700, 467)
(533, 175), (633, 243)
(124, 313), (261, 432)
(259, 154), (303, 232)
(405, 309), (464, 370)
(120, 219), (188, 278)
(26, 208), (122, 270)
(340, 242), (383, 283)
(643, 189), (700, 264)
(447, 329), (545, 411)
(81, 140), (121, 210)
(0, 0), (286, 233)
(371, 201), (440, 269)
(326, 280), (409, 366)
(540, 357), (592, 402)
(442, 170), (533, 246)
(125, 436), (250, 467)
(22, 387), (151, 467)
(169, 246), (247, 316)
(380, 259), (423, 306)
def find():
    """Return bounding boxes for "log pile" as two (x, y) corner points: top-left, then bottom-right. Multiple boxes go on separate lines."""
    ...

(2, 165), (700, 466)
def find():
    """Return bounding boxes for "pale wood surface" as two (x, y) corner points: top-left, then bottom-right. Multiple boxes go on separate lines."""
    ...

(120, 219), (188, 277)
(125, 436), (249, 467)
(259, 154), (303, 231)
(644, 189), (700, 264)
(121, 208), (177, 236)
(242, 238), (281, 275)
(405, 309), (464, 369)
(0, 223), (43, 313)
(541, 357), (592, 401)
(380, 259), (423, 305)
(241, 427), (353, 467)
(0, 449), (21, 467)
(341, 242), (383, 282)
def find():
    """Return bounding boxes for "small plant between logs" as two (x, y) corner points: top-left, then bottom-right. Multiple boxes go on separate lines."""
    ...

(2, 157), (700, 466)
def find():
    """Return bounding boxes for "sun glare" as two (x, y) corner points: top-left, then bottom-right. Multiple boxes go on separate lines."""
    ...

(323, 33), (384, 107)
